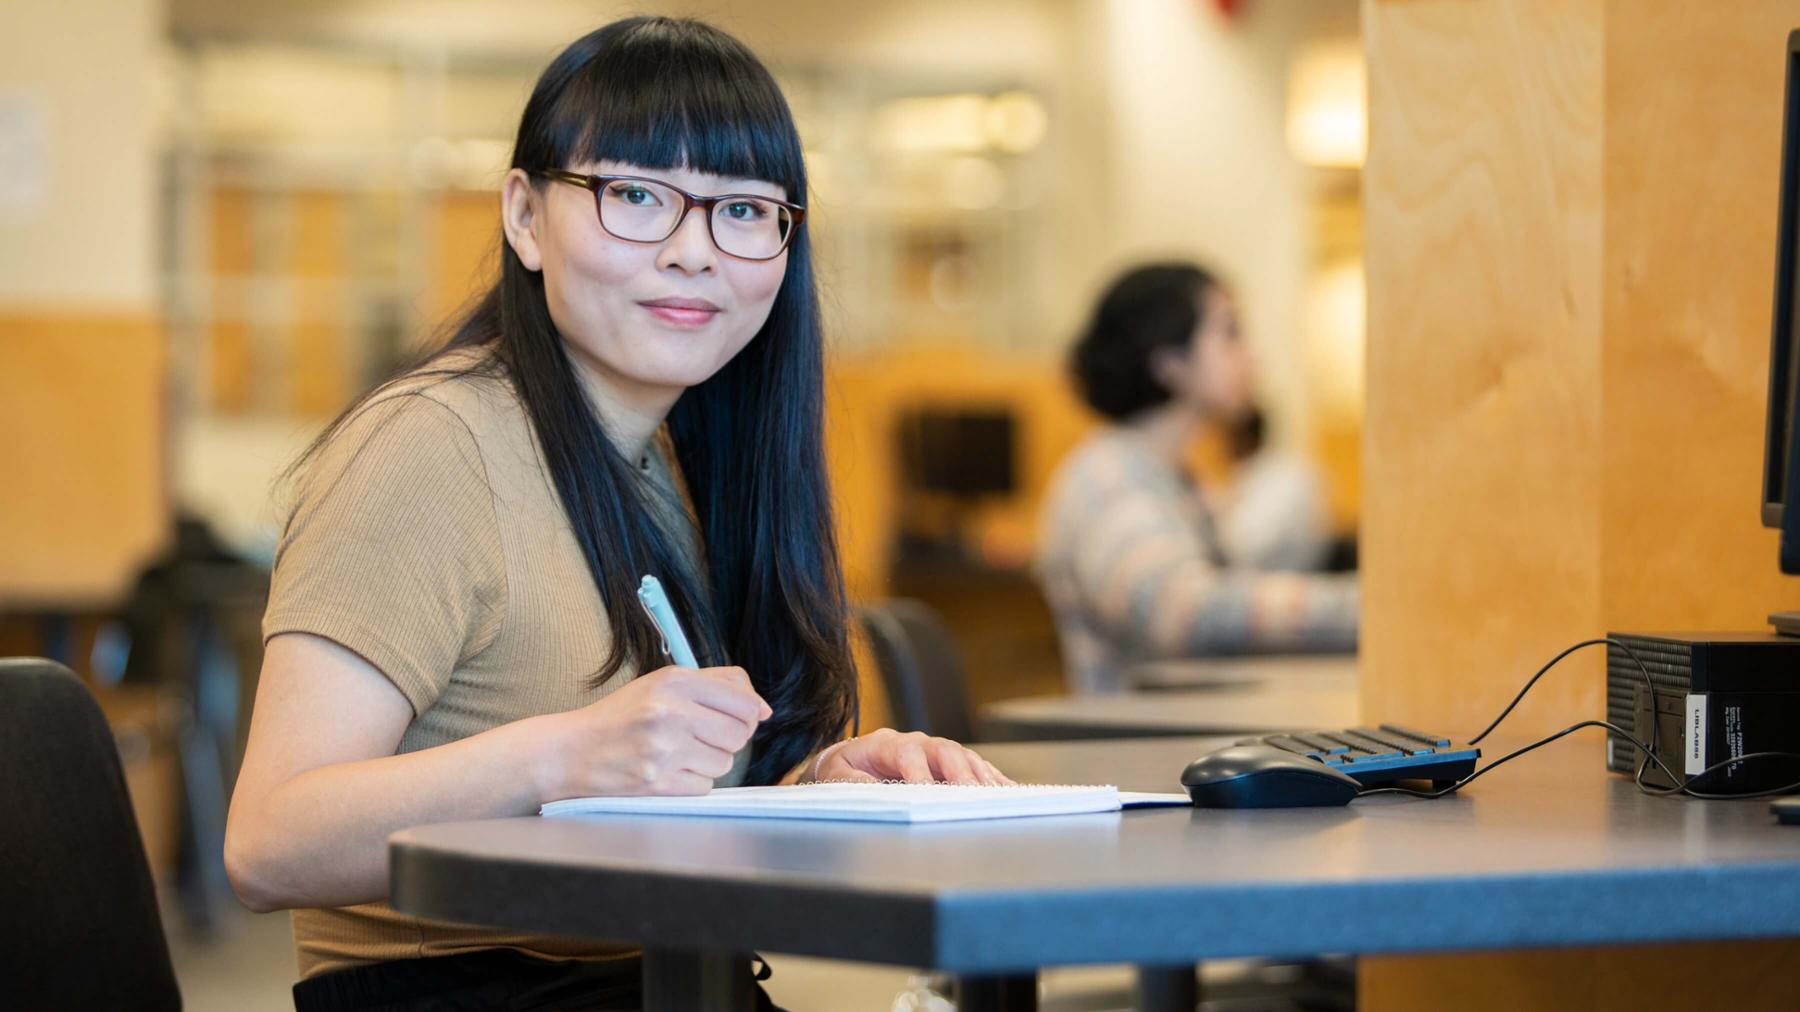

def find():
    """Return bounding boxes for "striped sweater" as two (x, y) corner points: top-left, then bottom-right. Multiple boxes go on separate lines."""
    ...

(1034, 427), (1359, 694)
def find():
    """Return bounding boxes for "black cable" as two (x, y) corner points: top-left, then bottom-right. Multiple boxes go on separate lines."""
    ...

(1465, 638), (1620, 746)
(1357, 637), (1800, 802)
(1473, 636), (1663, 765)
(1635, 747), (1800, 800)
(1360, 720), (1620, 799)
(1361, 719), (1800, 800)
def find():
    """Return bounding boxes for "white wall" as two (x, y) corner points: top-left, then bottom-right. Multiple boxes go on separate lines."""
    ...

(163, 0), (1358, 375)
(162, 0), (1358, 440)
(170, 0), (1068, 77)
(0, 0), (162, 308)
(1090, 0), (1356, 446)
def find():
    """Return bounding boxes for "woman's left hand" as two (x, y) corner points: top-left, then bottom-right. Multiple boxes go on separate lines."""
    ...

(806, 728), (1013, 785)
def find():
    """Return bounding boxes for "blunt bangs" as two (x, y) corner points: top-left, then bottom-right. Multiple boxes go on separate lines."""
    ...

(525, 17), (806, 200)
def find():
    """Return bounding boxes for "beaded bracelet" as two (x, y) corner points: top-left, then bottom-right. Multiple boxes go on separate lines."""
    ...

(808, 736), (856, 783)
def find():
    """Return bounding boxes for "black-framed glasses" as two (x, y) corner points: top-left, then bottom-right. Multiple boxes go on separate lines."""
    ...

(534, 169), (805, 261)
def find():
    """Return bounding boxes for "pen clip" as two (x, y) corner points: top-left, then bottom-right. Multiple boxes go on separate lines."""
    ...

(637, 592), (673, 660)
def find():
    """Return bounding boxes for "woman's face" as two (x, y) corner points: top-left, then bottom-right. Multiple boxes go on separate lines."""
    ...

(502, 159), (791, 416)
(1155, 285), (1255, 422)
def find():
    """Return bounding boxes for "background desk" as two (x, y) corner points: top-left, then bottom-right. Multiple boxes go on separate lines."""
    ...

(1130, 654), (1356, 692)
(979, 666), (1359, 740)
(390, 736), (1800, 1011)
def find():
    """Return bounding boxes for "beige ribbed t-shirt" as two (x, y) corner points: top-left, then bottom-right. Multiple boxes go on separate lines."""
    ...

(263, 348), (748, 979)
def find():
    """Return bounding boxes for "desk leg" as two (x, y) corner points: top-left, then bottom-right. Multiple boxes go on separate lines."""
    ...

(1134, 964), (1200, 1011)
(955, 973), (1037, 1012)
(642, 947), (752, 1012)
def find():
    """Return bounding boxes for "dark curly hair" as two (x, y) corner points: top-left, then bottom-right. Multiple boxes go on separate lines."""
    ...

(1069, 262), (1221, 420)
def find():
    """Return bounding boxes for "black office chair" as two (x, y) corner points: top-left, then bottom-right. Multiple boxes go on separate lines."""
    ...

(0, 658), (182, 1011)
(857, 599), (977, 743)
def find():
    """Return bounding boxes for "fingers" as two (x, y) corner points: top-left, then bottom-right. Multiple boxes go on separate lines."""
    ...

(676, 740), (738, 780)
(667, 666), (771, 725)
(848, 730), (1013, 785)
(983, 757), (1014, 786)
(635, 728), (737, 783)
(930, 740), (980, 785)
(957, 748), (1006, 786)
(654, 769), (716, 796)
(703, 665), (772, 718)
(684, 701), (757, 754)
(929, 743), (1011, 786)
(894, 737), (936, 784)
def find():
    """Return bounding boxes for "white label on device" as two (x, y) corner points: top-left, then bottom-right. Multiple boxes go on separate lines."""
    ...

(1685, 693), (1707, 776)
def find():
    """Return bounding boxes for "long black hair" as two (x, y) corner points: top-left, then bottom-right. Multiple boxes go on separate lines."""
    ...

(299, 16), (856, 785)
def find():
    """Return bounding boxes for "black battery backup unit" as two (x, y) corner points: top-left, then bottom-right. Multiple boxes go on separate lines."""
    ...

(1606, 633), (1800, 791)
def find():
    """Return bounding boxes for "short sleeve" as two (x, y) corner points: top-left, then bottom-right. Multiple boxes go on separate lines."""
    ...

(263, 393), (507, 714)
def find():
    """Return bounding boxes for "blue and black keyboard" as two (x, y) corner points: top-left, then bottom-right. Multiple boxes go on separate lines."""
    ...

(1238, 725), (1480, 788)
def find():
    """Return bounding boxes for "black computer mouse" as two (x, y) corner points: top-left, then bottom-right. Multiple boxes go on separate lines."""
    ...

(1180, 744), (1362, 808)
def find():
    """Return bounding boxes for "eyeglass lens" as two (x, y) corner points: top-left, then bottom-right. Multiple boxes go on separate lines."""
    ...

(597, 178), (794, 259)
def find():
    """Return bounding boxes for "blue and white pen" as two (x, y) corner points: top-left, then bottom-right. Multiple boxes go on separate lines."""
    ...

(637, 574), (699, 668)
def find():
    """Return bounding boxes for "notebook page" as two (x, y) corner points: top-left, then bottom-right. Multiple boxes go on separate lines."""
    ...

(541, 781), (1122, 824)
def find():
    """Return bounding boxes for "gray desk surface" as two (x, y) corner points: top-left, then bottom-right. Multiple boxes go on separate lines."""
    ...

(980, 675), (1360, 741)
(389, 735), (1800, 976)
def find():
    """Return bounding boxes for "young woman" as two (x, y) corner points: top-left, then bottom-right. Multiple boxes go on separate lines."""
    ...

(225, 17), (1005, 1010)
(1036, 263), (1359, 694)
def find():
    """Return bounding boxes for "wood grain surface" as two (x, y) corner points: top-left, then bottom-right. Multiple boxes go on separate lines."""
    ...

(1361, 1), (1800, 1008)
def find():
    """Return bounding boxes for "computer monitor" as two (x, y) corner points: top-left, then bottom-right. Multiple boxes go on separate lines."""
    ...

(896, 407), (1018, 500)
(1765, 30), (1800, 628)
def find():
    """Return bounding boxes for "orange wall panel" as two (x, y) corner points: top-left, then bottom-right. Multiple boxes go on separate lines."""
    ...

(289, 190), (346, 279)
(289, 318), (349, 417)
(429, 191), (502, 339)
(0, 309), (167, 604)
(208, 186), (254, 276)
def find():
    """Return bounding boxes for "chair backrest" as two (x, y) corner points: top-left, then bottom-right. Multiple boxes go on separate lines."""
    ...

(0, 658), (181, 1011)
(857, 599), (977, 743)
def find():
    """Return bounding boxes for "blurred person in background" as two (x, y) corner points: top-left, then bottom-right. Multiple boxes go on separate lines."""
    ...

(1214, 403), (1334, 572)
(1036, 262), (1358, 694)
(224, 17), (1004, 1011)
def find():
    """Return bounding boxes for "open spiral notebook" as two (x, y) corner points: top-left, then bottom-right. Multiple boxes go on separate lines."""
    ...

(540, 782), (1191, 824)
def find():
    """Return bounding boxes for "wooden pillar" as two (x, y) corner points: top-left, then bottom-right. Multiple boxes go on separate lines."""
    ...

(1362, 1), (1800, 1008)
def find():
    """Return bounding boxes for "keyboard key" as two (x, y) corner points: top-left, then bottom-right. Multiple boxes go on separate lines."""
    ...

(1351, 727), (1438, 756)
(1318, 732), (1361, 751)
(1333, 733), (1404, 760)
(1379, 723), (1453, 748)
(1292, 732), (1349, 754)
(1245, 726), (1476, 785)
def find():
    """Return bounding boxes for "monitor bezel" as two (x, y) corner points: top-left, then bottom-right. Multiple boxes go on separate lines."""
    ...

(1762, 29), (1800, 528)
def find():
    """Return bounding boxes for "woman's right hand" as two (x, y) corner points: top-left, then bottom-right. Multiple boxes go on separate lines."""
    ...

(539, 665), (771, 801)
